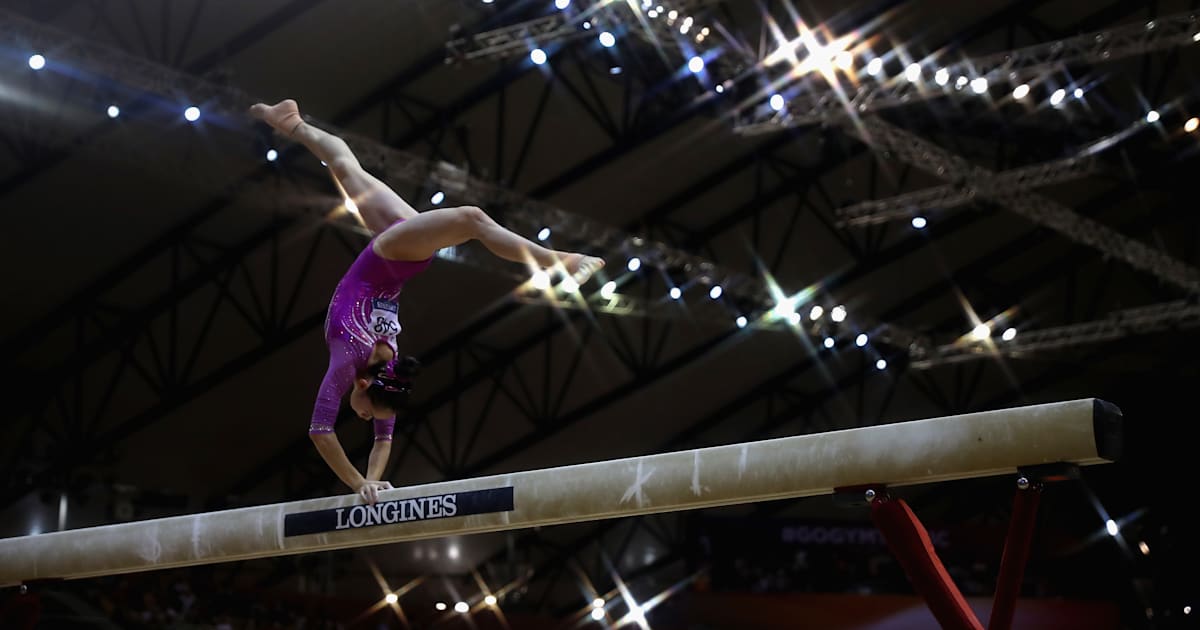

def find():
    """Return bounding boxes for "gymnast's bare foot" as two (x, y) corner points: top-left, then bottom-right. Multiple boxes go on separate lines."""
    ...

(563, 253), (605, 283)
(249, 99), (303, 136)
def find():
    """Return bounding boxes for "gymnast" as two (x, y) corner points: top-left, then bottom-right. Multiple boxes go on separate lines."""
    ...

(249, 99), (604, 505)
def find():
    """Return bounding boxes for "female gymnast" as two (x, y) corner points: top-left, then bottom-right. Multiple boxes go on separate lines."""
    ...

(249, 99), (604, 505)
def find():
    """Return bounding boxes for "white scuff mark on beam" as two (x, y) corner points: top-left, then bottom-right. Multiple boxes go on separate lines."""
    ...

(620, 460), (654, 508)
(739, 445), (748, 479)
(691, 451), (704, 496)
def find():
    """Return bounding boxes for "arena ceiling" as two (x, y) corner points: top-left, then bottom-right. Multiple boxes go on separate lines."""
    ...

(1, 0), (1197, 626)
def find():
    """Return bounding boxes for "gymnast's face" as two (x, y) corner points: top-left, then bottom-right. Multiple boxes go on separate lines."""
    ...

(350, 377), (391, 421)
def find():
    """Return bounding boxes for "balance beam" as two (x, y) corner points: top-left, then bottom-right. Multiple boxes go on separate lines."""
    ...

(0, 398), (1121, 586)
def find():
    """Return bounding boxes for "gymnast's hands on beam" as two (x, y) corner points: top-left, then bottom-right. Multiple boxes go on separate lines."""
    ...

(357, 479), (393, 506)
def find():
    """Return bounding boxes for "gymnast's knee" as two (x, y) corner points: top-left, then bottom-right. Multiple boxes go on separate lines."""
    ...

(453, 205), (492, 234)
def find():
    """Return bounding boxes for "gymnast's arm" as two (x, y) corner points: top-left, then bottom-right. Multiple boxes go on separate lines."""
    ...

(366, 418), (394, 482)
(309, 349), (367, 493)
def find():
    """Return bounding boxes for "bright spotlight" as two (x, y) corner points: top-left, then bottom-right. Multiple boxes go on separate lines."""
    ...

(788, 312), (801, 325)
(531, 48), (548, 65)
(970, 77), (988, 94)
(436, 602), (447, 611)
(830, 305), (847, 322)
(876, 359), (887, 370)
(431, 191), (445, 205)
(28, 54), (45, 70)
(769, 94), (785, 111)
(708, 285), (723, 299)
(598, 31), (616, 47)
(626, 257), (641, 271)
(454, 601), (469, 613)
(834, 51), (853, 70)
(485, 595), (498, 606)
(715, 84), (725, 94)
(1186, 117), (1200, 132)
(591, 608), (605, 620)
(823, 337), (835, 349)
(934, 68), (949, 85)
(736, 315), (748, 328)
(904, 63), (920, 82)
(592, 598), (605, 609)
(1106, 519), (1119, 536)
(1012, 84), (1030, 99)
(1001, 327), (1017, 341)
(809, 305), (823, 320)
(184, 106), (201, 122)
(911, 216), (927, 229)
(537, 227), (551, 241)
(385, 593), (399, 604)
(669, 286), (682, 300)
(344, 198), (359, 214)
(855, 333), (868, 347)
(266, 148), (278, 162)
(1050, 89), (1066, 106)
(687, 56), (705, 73)
(1146, 110), (1160, 123)
(107, 105), (121, 118)
(531, 270), (551, 290)
(1139, 541), (1150, 555)
(866, 57), (883, 76)
(561, 276), (580, 294)
(1074, 87), (1084, 98)
(600, 281), (617, 299)
(972, 323), (990, 339)
(554, 0), (570, 8)
(1184, 605), (1192, 615)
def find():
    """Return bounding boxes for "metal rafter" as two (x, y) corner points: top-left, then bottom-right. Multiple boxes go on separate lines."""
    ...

(734, 9), (1200, 133)
(845, 115), (1200, 294)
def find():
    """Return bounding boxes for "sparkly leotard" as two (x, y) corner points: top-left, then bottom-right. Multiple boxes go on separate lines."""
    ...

(309, 231), (432, 440)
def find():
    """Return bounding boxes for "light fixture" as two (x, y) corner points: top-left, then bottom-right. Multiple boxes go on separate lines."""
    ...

(809, 305), (824, 320)
(934, 68), (949, 85)
(687, 56), (705, 73)
(905, 63), (920, 82)
(823, 337), (835, 349)
(1186, 117), (1199, 132)
(431, 191), (445, 205)
(972, 323), (990, 339)
(485, 595), (498, 606)
(1050, 88), (1066, 106)
(454, 601), (469, 613)
(385, 593), (399, 604)
(554, 0), (570, 8)
(866, 57), (883, 76)
(600, 281), (617, 299)
(591, 608), (605, 620)
(184, 106), (201, 122)
(876, 359), (887, 370)
(599, 31), (616, 47)
(1074, 87), (1084, 98)
(1012, 84), (1030, 99)
(531, 270), (551, 290)
(435, 602), (447, 611)
(107, 105), (121, 118)
(769, 94), (785, 111)
(1001, 327), (1017, 341)
(1146, 110), (1160, 123)
(592, 598), (605, 608)
(626, 257), (641, 271)
(28, 54), (45, 70)
(531, 48), (548, 65)
(911, 216), (927, 229)
(970, 77), (988, 94)
(669, 286), (682, 300)
(830, 305), (847, 322)
(855, 333), (868, 347)
(561, 276), (580, 294)
(1106, 519), (1119, 536)
(266, 149), (278, 162)
(537, 227), (551, 241)
(709, 285), (723, 299)
(736, 316), (748, 328)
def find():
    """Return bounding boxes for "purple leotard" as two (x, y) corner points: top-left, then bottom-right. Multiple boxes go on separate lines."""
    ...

(309, 232), (432, 440)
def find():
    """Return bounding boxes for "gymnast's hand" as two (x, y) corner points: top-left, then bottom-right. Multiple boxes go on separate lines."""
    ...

(357, 480), (393, 505)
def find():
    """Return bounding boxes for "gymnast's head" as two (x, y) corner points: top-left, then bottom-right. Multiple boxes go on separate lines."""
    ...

(350, 355), (419, 421)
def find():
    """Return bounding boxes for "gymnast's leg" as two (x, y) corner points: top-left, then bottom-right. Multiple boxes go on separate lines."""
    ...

(249, 99), (416, 235)
(374, 205), (604, 278)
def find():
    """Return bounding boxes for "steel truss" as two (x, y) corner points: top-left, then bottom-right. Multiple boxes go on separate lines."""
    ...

(733, 10), (1200, 133)
(909, 300), (1200, 369)
(846, 115), (1200, 294)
